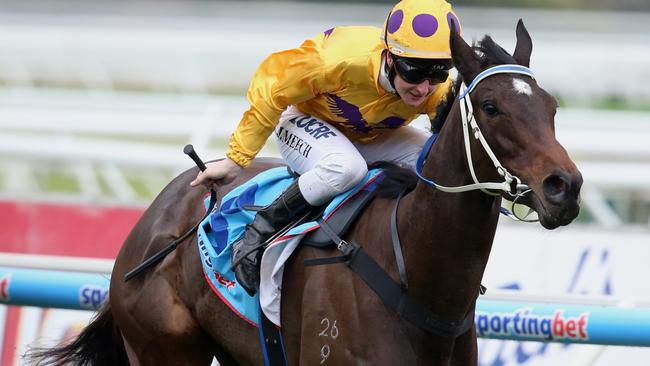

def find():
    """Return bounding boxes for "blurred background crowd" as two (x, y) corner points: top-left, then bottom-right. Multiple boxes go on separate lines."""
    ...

(0, 0), (648, 225)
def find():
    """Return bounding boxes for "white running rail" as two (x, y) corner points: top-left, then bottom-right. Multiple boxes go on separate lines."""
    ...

(0, 253), (114, 274)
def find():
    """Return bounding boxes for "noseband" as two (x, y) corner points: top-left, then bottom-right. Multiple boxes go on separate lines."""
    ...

(416, 64), (535, 200)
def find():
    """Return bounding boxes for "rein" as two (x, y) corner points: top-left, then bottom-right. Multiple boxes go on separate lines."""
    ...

(416, 64), (535, 198)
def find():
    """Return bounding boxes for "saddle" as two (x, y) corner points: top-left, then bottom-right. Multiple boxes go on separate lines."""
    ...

(196, 167), (385, 321)
(301, 182), (377, 247)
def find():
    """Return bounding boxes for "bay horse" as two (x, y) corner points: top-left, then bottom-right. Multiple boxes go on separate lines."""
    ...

(29, 21), (581, 366)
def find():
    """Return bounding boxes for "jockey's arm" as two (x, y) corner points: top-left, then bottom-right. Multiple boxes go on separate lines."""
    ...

(225, 37), (330, 169)
(191, 36), (331, 187)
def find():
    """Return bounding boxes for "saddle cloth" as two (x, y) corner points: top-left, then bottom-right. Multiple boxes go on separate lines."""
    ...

(197, 167), (385, 327)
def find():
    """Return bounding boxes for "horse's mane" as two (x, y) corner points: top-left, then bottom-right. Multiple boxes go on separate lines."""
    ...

(371, 162), (418, 198)
(430, 79), (460, 134)
(430, 34), (516, 134)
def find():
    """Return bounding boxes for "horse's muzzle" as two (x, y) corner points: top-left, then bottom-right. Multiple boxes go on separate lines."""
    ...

(537, 170), (583, 229)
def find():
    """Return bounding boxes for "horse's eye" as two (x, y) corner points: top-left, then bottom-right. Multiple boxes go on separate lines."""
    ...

(481, 101), (500, 116)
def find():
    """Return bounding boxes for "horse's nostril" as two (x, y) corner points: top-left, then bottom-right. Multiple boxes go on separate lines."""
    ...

(543, 174), (571, 203)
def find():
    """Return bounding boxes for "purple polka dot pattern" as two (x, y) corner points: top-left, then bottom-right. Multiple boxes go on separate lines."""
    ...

(447, 12), (461, 33)
(412, 14), (438, 37)
(387, 10), (404, 34)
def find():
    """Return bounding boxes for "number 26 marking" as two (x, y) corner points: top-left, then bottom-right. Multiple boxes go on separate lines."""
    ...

(319, 318), (339, 339)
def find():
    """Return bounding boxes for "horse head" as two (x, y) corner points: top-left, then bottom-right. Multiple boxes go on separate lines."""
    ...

(446, 20), (583, 229)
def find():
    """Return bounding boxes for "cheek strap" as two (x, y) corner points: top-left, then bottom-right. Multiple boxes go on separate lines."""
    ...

(387, 63), (398, 94)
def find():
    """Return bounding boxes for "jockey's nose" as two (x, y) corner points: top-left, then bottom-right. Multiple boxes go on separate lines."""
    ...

(415, 80), (432, 94)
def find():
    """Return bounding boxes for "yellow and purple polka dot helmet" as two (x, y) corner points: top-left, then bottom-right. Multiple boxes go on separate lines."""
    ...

(382, 0), (463, 59)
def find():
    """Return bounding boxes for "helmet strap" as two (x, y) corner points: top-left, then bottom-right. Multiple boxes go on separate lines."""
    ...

(381, 52), (399, 96)
(381, 9), (399, 95)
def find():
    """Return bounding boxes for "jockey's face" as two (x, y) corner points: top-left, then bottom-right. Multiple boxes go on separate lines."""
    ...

(387, 54), (444, 107)
(394, 73), (439, 107)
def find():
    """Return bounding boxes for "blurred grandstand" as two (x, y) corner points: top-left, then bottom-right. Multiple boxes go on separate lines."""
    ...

(0, 0), (648, 225)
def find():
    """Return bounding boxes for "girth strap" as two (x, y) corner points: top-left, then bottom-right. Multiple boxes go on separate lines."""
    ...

(304, 218), (475, 338)
(391, 190), (408, 291)
(258, 307), (289, 366)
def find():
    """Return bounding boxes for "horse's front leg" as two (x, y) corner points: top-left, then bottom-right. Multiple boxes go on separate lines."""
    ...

(283, 250), (419, 365)
(451, 326), (478, 366)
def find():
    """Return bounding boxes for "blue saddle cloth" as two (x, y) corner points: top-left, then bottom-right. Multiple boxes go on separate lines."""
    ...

(197, 167), (384, 326)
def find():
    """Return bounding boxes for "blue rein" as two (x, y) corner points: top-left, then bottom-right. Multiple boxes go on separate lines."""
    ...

(415, 132), (440, 189)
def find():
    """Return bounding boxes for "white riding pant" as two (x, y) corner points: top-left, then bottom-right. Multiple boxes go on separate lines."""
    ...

(274, 106), (430, 206)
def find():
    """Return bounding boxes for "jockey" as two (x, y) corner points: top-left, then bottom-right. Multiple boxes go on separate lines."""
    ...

(191, 0), (463, 296)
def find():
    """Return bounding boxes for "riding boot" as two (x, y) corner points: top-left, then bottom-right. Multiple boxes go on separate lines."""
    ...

(231, 180), (313, 296)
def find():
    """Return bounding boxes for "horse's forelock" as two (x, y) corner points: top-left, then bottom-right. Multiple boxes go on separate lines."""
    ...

(433, 35), (516, 133)
(474, 35), (517, 67)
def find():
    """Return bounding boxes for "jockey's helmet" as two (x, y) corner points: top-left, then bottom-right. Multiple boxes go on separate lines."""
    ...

(382, 0), (463, 60)
(381, 0), (462, 87)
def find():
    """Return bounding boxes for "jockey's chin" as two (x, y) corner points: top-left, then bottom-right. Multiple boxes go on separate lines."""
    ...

(394, 76), (438, 107)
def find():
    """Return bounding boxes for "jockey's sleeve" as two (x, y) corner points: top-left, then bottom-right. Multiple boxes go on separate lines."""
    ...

(226, 38), (329, 167)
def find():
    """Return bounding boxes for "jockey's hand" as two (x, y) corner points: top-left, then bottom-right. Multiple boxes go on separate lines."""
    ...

(190, 157), (242, 188)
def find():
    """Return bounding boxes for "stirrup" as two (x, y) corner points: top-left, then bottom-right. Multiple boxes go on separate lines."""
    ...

(230, 210), (314, 270)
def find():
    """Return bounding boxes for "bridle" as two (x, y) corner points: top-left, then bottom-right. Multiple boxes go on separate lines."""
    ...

(415, 64), (538, 221)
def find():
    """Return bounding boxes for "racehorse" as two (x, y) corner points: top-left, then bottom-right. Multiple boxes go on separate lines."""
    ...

(29, 21), (581, 366)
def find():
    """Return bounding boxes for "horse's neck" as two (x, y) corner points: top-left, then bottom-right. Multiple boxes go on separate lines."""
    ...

(399, 106), (501, 322)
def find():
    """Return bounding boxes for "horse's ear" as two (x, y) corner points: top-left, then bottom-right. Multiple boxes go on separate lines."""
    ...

(450, 26), (481, 83)
(513, 19), (532, 67)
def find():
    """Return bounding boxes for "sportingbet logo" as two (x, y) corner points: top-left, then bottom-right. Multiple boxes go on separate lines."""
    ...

(476, 308), (589, 341)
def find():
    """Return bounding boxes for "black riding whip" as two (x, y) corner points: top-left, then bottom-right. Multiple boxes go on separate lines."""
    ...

(123, 144), (217, 282)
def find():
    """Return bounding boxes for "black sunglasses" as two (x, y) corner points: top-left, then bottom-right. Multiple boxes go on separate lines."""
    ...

(393, 57), (450, 85)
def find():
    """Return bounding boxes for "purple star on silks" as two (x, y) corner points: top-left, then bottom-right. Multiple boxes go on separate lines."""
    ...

(323, 28), (334, 38)
(326, 94), (406, 133)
